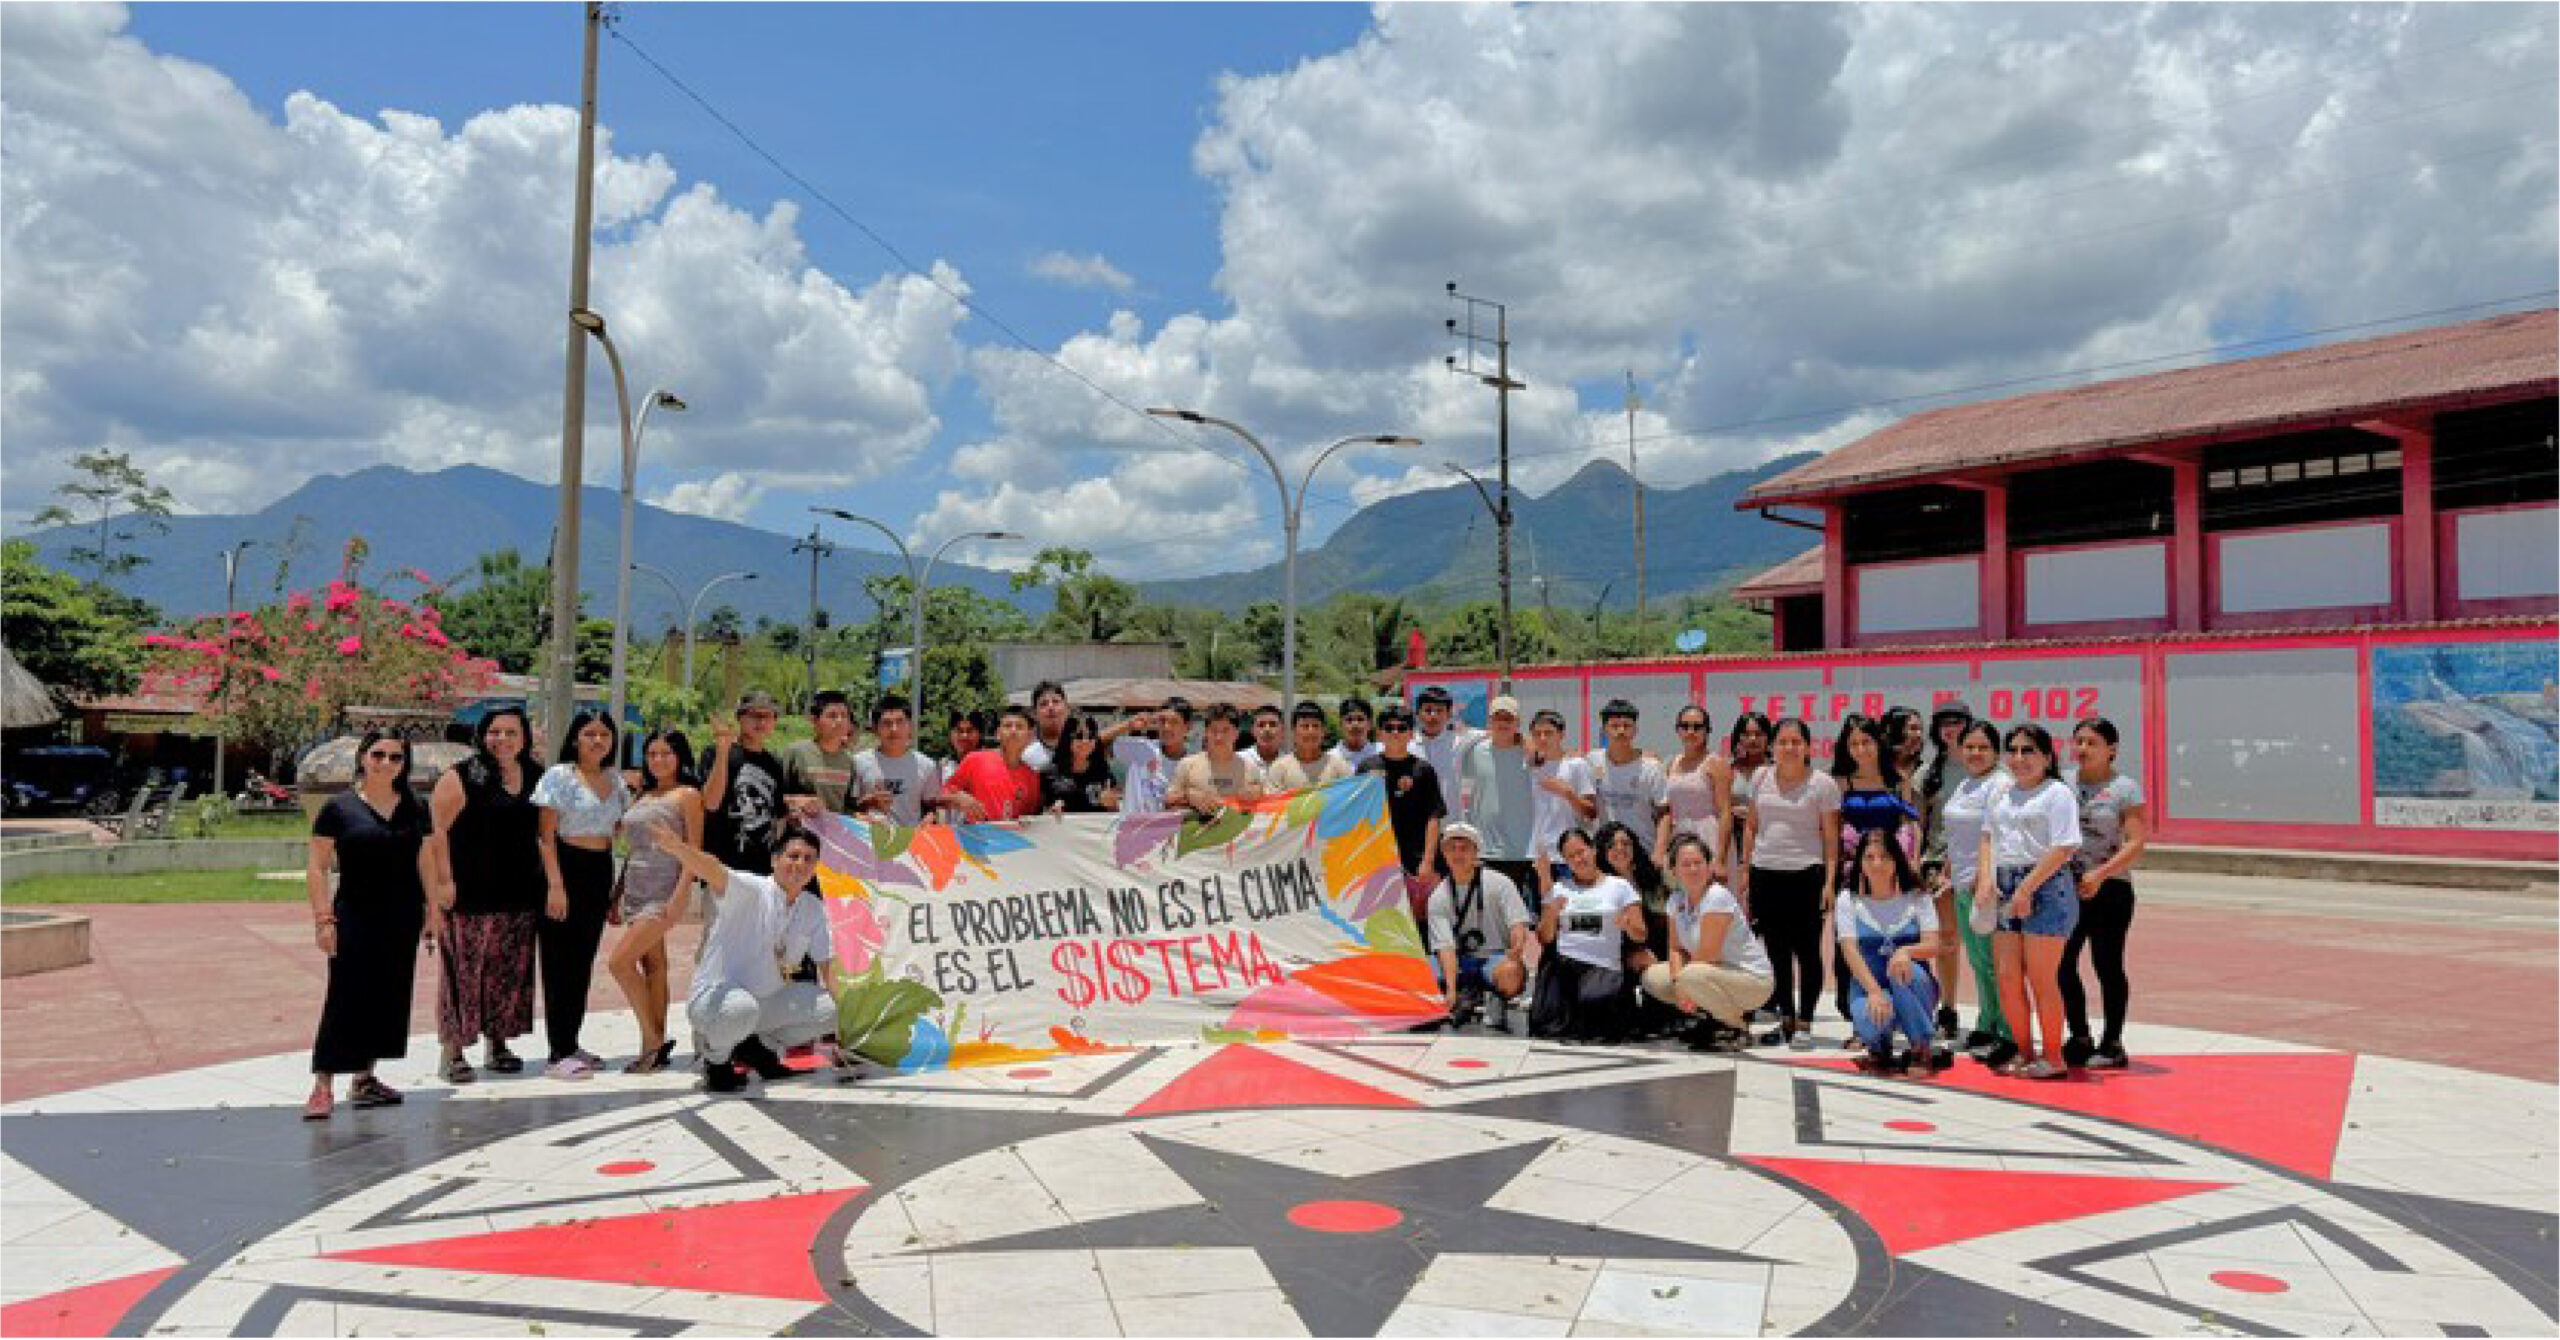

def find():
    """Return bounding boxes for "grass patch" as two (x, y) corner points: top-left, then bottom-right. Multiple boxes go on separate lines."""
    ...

(1, 868), (305, 904)
(204, 809), (312, 839)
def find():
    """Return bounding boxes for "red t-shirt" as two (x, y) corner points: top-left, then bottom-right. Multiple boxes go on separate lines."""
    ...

(945, 749), (1037, 822)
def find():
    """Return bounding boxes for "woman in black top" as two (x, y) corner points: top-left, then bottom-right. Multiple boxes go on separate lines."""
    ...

(1040, 715), (1121, 815)
(1596, 820), (1670, 1035)
(303, 729), (435, 1120)
(427, 706), (544, 1084)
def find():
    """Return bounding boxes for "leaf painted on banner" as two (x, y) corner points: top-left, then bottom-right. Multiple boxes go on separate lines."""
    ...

(1176, 806), (1251, 856)
(897, 1017), (952, 1073)
(1313, 773), (1384, 839)
(825, 894), (887, 975)
(1363, 904), (1425, 960)
(870, 822), (914, 860)
(1283, 786), (1326, 829)
(1341, 864), (1409, 921)
(906, 823), (963, 890)
(1046, 1026), (1118, 1054)
(814, 866), (866, 898)
(1292, 953), (1446, 1025)
(955, 823), (1034, 862)
(836, 975), (943, 1066)
(1315, 902), (1369, 945)
(1112, 810), (1186, 866)
(1323, 821), (1403, 906)
(821, 843), (919, 890)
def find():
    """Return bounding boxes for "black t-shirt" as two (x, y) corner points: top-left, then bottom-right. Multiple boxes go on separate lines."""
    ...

(1040, 759), (1116, 814)
(447, 757), (543, 914)
(1359, 753), (1446, 873)
(708, 745), (787, 875)
(313, 789), (430, 920)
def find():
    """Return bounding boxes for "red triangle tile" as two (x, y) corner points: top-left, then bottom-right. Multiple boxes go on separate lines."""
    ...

(1746, 1157), (2229, 1254)
(328, 1189), (860, 1301)
(0, 1264), (178, 1337)
(1787, 1052), (2359, 1178)
(1127, 1044), (1419, 1116)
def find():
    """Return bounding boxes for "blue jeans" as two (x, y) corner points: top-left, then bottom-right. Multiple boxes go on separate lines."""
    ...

(1994, 865), (2079, 938)
(1848, 963), (1939, 1055)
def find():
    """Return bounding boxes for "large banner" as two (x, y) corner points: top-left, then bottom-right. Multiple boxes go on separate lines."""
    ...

(2372, 641), (2560, 832)
(808, 774), (1444, 1071)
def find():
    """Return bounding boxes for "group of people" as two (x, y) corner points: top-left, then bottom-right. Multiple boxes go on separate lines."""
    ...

(298, 677), (2145, 1115)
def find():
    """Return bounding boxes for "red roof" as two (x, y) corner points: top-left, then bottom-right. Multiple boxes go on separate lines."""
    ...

(1745, 309), (2557, 505)
(76, 670), (211, 716)
(1732, 546), (1824, 600)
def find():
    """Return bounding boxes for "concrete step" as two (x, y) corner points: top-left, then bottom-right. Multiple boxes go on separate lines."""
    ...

(2147, 843), (2556, 893)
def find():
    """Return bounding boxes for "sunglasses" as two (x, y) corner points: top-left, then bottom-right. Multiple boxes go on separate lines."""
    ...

(365, 749), (406, 763)
(1675, 721), (1705, 731)
(1380, 723), (1413, 733)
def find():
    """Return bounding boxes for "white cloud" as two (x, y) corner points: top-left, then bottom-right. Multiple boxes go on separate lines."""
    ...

(652, 470), (764, 523)
(1027, 250), (1135, 292)
(0, 2), (967, 522)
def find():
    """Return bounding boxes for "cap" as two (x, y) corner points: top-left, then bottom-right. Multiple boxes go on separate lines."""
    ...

(737, 689), (781, 714)
(1488, 695), (1520, 718)
(1440, 821), (1482, 846)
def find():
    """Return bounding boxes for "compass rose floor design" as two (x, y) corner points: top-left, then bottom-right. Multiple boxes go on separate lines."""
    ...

(3, 1017), (2553, 1337)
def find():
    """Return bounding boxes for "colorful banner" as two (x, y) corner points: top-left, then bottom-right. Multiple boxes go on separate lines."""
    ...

(809, 774), (1444, 1071)
(2372, 642), (2560, 831)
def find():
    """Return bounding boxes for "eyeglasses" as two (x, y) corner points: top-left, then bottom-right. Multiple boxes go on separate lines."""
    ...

(1380, 724), (1412, 734)
(2005, 746), (2041, 757)
(365, 750), (405, 763)
(1675, 721), (1705, 731)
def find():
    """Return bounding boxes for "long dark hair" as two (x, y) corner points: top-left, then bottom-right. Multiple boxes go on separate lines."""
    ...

(468, 705), (537, 790)
(1830, 713), (1902, 793)
(1956, 719), (2002, 773)
(1593, 820), (1661, 896)
(353, 727), (415, 801)
(1852, 826), (1923, 897)
(562, 708), (619, 773)
(1049, 713), (1103, 778)
(1727, 711), (1773, 765)
(1921, 705), (1975, 798)
(2004, 723), (2060, 784)
(640, 728), (696, 794)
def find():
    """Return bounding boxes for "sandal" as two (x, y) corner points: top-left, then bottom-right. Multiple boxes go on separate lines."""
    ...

(351, 1077), (403, 1108)
(302, 1087), (333, 1121)
(443, 1055), (478, 1085)
(486, 1045), (524, 1074)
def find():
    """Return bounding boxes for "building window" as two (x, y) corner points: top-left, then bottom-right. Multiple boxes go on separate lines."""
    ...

(2203, 427), (2403, 533)
(2008, 459), (2174, 548)
(1843, 484), (1984, 565)
(2435, 397), (2557, 511)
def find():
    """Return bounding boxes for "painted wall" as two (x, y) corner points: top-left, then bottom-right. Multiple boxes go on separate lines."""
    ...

(1853, 557), (1980, 635)
(2214, 522), (2394, 614)
(2454, 505), (2560, 601)
(2023, 542), (2169, 625)
(1407, 621), (2558, 861)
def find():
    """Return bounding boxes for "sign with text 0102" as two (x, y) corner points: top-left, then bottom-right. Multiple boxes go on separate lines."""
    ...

(806, 773), (1442, 1072)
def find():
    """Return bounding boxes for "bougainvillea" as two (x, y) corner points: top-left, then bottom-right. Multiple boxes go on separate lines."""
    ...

(139, 562), (501, 762)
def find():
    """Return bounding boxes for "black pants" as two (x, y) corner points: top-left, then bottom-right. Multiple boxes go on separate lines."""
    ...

(1750, 864), (1828, 1024)
(1530, 953), (1630, 1043)
(539, 841), (616, 1062)
(2059, 877), (2136, 1047)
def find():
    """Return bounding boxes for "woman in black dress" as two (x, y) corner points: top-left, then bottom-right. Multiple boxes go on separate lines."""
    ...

(428, 706), (545, 1084)
(304, 728), (435, 1120)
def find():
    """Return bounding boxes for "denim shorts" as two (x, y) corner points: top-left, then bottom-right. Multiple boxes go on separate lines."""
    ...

(1993, 865), (2080, 938)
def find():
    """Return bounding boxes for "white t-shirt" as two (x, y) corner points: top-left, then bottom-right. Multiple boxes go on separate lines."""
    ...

(1835, 889), (1940, 945)
(1938, 771), (2007, 887)
(1416, 724), (1479, 820)
(532, 763), (630, 839)
(852, 749), (942, 825)
(1987, 777), (2081, 870)
(1529, 754), (1597, 863)
(694, 870), (787, 1001)
(1586, 751), (1669, 848)
(1329, 739), (1384, 772)
(1668, 881), (1771, 977)
(1426, 868), (1532, 960)
(1113, 736), (1174, 814)
(778, 885), (836, 973)
(1020, 739), (1053, 773)
(1548, 873), (1639, 969)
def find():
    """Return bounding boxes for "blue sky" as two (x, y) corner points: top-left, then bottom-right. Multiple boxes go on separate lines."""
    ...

(9, 3), (2553, 581)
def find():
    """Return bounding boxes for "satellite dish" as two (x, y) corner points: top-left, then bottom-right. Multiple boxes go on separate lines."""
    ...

(1674, 629), (1708, 653)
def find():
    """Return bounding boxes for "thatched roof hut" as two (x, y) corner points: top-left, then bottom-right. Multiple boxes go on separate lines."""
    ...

(1, 647), (60, 731)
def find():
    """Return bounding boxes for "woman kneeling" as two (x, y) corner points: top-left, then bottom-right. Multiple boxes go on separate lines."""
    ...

(1643, 834), (1773, 1052)
(1530, 828), (1648, 1043)
(1837, 829), (1948, 1074)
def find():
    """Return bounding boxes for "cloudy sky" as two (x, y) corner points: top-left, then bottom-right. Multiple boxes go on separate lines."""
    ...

(5, 2), (2552, 579)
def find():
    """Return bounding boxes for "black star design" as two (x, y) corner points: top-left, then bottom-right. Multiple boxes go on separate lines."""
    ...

(915, 1131), (1771, 1336)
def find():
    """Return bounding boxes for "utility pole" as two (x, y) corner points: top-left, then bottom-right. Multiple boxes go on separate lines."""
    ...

(1627, 370), (1647, 635)
(541, 1), (604, 757)
(214, 539), (258, 800)
(1446, 284), (1523, 693)
(790, 524), (834, 707)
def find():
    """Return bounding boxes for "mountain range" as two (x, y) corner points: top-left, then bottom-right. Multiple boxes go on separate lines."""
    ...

(13, 454), (1818, 625)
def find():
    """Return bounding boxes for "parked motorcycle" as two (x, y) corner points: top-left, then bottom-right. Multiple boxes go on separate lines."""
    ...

(234, 771), (294, 811)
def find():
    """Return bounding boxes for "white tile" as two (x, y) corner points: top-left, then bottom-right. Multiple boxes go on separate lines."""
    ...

(1402, 1254), (1602, 1320)
(2330, 1267), (2558, 1331)
(1112, 1287), (1313, 1337)
(1521, 1140), (1689, 1196)
(1095, 1247), (1278, 1301)
(840, 1258), (932, 1331)
(1576, 1266), (1764, 1334)
(934, 1297), (1123, 1336)
(1379, 1302), (1574, 1337)
(931, 1249), (1110, 1312)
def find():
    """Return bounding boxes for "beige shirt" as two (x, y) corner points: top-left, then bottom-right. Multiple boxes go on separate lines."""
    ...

(1167, 752), (1261, 810)
(1263, 751), (1353, 792)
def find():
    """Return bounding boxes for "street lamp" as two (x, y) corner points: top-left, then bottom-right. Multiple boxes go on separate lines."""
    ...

(214, 538), (260, 800)
(1444, 282), (1523, 693)
(809, 508), (1019, 729)
(634, 565), (757, 691)
(1146, 408), (1421, 709)
(571, 305), (686, 743)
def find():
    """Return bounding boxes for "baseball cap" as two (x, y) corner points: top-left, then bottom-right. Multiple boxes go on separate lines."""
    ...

(737, 689), (781, 714)
(1415, 685), (1453, 708)
(1440, 821), (1482, 846)
(1488, 695), (1520, 718)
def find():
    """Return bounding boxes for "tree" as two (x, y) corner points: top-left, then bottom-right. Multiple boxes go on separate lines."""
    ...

(699, 604), (743, 642)
(575, 617), (616, 684)
(1, 540), (150, 704)
(1009, 546), (1138, 642)
(437, 549), (550, 673)
(31, 449), (177, 583)
(843, 574), (1030, 721)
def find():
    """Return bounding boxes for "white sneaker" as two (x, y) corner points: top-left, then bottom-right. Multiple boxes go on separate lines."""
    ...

(545, 1055), (594, 1081)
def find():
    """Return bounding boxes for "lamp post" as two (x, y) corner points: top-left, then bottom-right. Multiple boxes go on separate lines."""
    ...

(1445, 283), (1523, 694)
(634, 565), (757, 692)
(544, 2), (606, 760)
(1145, 409), (1421, 709)
(809, 508), (1017, 728)
(570, 305), (685, 741)
(214, 539), (259, 800)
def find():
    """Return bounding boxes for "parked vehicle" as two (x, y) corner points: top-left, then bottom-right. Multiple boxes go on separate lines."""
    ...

(235, 770), (294, 812)
(1, 745), (124, 817)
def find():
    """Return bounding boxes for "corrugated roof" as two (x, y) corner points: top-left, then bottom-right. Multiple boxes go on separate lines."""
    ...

(1732, 546), (1824, 599)
(1744, 309), (2558, 505)
(1005, 677), (1281, 713)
